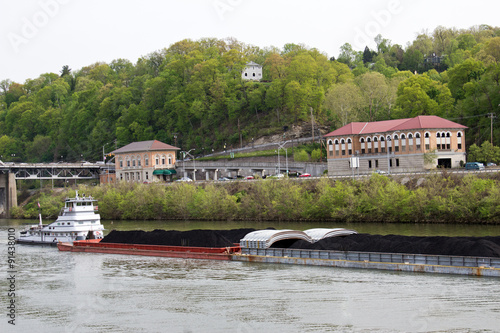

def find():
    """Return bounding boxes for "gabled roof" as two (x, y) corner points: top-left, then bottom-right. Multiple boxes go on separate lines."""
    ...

(245, 61), (262, 67)
(111, 140), (180, 154)
(324, 116), (467, 137)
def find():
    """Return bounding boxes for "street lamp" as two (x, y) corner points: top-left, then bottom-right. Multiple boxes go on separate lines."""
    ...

(278, 141), (290, 176)
(182, 148), (195, 180)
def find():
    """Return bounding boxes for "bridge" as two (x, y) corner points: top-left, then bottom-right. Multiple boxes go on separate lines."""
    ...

(0, 161), (110, 217)
(177, 160), (327, 181)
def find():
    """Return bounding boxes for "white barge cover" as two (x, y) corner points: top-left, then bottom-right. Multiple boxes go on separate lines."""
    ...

(304, 228), (357, 242)
(239, 230), (312, 249)
(240, 228), (357, 249)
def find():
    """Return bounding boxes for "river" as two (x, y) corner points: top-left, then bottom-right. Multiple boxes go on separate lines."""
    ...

(2, 219), (500, 332)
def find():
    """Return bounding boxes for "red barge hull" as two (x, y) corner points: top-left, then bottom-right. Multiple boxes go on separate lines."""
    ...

(58, 240), (240, 260)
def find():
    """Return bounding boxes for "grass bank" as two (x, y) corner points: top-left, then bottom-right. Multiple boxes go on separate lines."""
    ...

(12, 172), (500, 224)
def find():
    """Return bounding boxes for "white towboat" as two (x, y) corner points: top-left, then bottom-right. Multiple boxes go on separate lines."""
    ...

(18, 191), (104, 245)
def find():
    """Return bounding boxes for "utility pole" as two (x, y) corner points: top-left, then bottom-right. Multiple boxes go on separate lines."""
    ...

(238, 118), (242, 149)
(490, 112), (497, 145)
(310, 107), (315, 143)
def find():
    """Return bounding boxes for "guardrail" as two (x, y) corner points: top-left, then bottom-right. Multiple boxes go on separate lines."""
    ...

(241, 247), (500, 268)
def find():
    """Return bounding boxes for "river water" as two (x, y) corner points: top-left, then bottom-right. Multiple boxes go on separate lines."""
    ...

(2, 219), (500, 333)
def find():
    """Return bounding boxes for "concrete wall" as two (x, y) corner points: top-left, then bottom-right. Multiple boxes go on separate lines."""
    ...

(0, 173), (17, 217)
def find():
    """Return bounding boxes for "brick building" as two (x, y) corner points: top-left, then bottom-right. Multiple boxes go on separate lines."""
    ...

(111, 140), (180, 182)
(324, 116), (467, 176)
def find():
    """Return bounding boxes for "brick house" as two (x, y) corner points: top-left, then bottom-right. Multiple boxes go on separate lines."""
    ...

(111, 140), (180, 182)
(324, 115), (467, 176)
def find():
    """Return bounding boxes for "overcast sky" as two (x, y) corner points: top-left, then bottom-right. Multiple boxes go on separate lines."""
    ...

(1, 0), (499, 83)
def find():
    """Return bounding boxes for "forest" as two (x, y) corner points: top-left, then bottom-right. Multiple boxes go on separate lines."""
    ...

(0, 24), (499, 163)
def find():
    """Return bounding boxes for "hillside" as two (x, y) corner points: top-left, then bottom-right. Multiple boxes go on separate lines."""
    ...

(1, 25), (499, 164)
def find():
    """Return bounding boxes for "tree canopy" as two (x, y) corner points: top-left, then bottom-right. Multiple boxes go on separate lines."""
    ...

(1, 25), (499, 163)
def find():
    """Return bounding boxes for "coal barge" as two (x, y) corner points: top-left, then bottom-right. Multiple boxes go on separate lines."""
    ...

(58, 228), (500, 277)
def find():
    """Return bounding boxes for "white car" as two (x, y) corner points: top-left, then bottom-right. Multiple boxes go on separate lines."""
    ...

(176, 177), (193, 182)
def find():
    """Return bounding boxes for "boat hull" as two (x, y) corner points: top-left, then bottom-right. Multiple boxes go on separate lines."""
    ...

(57, 241), (239, 261)
(57, 241), (500, 277)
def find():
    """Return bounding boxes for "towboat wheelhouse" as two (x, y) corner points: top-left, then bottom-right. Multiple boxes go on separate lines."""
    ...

(18, 191), (104, 245)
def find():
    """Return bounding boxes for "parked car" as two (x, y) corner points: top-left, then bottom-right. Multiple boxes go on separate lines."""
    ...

(244, 175), (254, 180)
(374, 169), (387, 174)
(176, 177), (193, 182)
(465, 162), (485, 171)
(218, 177), (231, 181)
(299, 173), (311, 177)
(487, 162), (497, 167)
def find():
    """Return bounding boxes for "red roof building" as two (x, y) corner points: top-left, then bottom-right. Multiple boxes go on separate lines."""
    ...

(324, 116), (467, 175)
(111, 140), (180, 183)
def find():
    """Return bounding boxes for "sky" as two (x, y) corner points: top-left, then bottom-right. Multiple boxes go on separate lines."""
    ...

(1, 0), (499, 83)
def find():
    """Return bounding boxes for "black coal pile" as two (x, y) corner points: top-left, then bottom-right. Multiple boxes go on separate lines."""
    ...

(101, 228), (255, 248)
(287, 234), (500, 258)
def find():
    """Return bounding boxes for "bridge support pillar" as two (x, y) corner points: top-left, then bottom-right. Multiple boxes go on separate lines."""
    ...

(0, 173), (17, 217)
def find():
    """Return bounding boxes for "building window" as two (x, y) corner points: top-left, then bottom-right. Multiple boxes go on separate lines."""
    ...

(145, 172), (149, 180)
(132, 159), (136, 167)
(127, 159), (130, 167)
(375, 160), (379, 168)
(119, 159), (123, 168)
(161, 156), (166, 165)
(396, 159), (400, 167)
(361, 149), (365, 154)
(145, 155), (149, 166)
(155, 155), (159, 165)
(348, 149), (352, 155)
(368, 160), (372, 168)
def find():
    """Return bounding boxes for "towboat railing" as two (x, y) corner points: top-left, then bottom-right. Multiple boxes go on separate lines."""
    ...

(240, 248), (500, 269)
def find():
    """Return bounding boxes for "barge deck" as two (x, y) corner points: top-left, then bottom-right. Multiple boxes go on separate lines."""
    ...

(58, 241), (500, 277)
(234, 247), (500, 277)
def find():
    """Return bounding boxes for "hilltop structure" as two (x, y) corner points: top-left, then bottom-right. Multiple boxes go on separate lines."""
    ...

(241, 61), (262, 81)
(324, 115), (467, 176)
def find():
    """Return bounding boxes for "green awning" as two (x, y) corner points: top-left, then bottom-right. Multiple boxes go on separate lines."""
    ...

(163, 169), (177, 175)
(153, 169), (177, 175)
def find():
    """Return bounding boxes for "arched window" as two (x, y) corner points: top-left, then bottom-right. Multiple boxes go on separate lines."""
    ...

(457, 131), (463, 149)
(161, 155), (166, 165)
(119, 158), (123, 168)
(144, 154), (149, 166)
(126, 156), (130, 167)
(334, 139), (340, 156)
(360, 138), (365, 154)
(415, 133), (421, 150)
(328, 140), (334, 157)
(137, 155), (141, 167)
(424, 132), (430, 150)
(155, 154), (160, 165)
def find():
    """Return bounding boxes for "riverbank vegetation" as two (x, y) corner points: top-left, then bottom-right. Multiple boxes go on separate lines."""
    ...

(12, 172), (500, 224)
